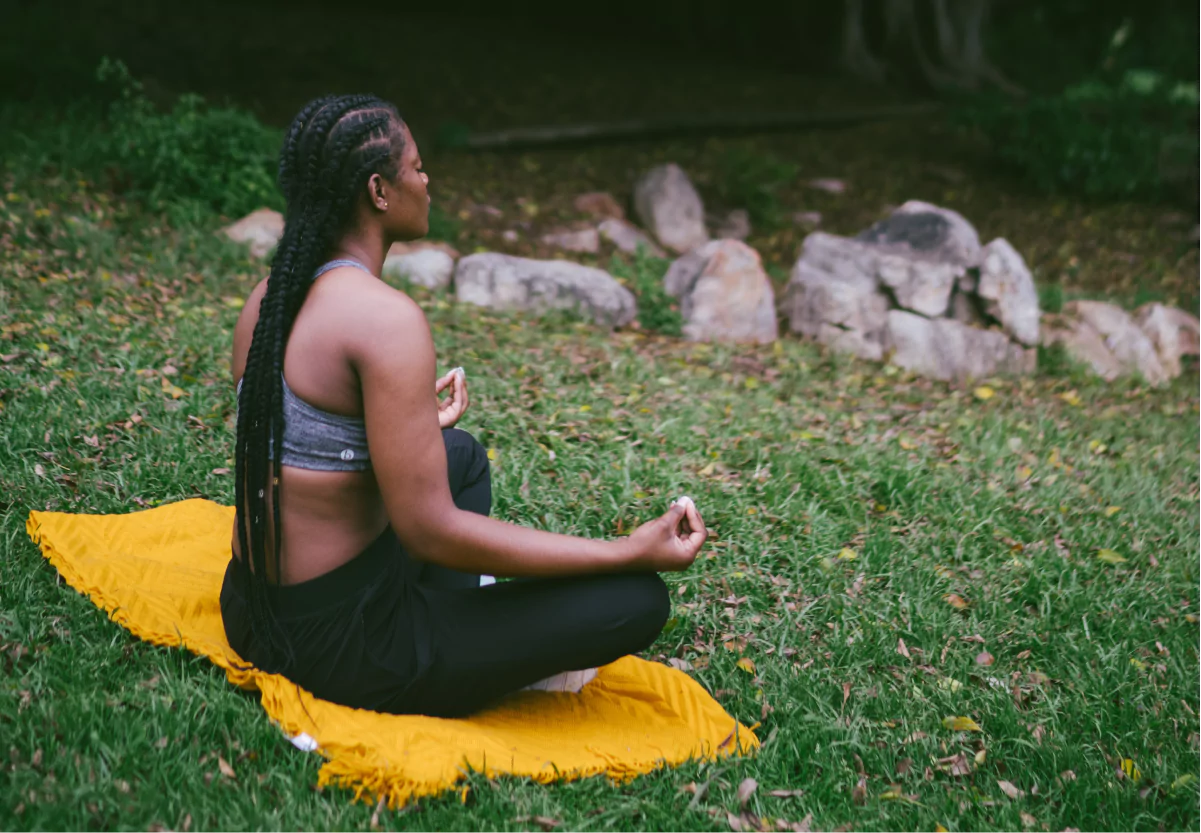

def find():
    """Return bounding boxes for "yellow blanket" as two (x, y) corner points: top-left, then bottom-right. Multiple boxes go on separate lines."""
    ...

(25, 499), (757, 807)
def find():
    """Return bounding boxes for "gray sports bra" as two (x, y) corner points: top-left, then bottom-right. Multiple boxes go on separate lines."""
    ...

(235, 258), (372, 472)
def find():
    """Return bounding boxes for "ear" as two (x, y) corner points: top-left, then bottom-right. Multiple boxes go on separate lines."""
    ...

(367, 173), (388, 212)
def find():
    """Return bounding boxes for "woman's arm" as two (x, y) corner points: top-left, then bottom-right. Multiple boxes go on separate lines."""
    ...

(350, 287), (704, 578)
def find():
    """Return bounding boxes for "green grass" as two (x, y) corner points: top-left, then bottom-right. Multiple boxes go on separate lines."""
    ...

(1, 170), (1198, 832)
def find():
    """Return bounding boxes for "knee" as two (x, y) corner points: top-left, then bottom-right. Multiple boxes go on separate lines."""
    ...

(443, 428), (490, 481)
(613, 573), (671, 646)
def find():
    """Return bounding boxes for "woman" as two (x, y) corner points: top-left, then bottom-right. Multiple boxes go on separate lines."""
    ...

(220, 94), (707, 718)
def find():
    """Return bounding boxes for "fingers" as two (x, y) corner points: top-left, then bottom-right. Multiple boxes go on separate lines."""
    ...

(435, 371), (454, 394)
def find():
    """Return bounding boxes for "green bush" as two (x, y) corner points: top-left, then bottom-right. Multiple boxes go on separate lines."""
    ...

(609, 250), (682, 336)
(94, 59), (283, 218)
(715, 147), (799, 230)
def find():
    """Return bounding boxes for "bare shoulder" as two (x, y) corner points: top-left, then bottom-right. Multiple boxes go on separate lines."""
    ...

(231, 276), (271, 381)
(308, 270), (433, 367)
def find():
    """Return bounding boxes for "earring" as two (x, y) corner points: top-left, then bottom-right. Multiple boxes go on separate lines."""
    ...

(382, 202), (388, 210)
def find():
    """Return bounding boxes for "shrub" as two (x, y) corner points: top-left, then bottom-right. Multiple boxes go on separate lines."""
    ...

(93, 59), (283, 218)
(609, 250), (682, 336)
(715, 148), (799, 230)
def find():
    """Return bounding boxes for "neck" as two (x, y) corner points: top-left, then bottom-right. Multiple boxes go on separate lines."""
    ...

(329, 227), (388, 276)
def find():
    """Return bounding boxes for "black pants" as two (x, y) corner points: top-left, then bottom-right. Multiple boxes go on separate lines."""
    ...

(220, 428), (670, 718)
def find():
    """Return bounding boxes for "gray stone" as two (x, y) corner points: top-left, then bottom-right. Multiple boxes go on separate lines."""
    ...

(781, 232), (893, 359)
(540, 227), (600, 254)
(633, 164), (709, 254)
(856, 200), (981, 267)
(974, 238), (1040, 345)
(221, 208), (283, 259)
(885, 311), (1034, 381)
(875, 251), (958, 317)
(1041, 315), (1126, 381)
(663, 240), (777, 344)
(1062, 300), (1168, 385)
(454, 253), (636, 328)
(598, 218), (666, 257)
(382, 248), (454, 290)
(1133, 302), (1200, 378)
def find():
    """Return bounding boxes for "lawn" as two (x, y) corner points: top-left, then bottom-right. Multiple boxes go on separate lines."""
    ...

(1, 160), (1199, 830)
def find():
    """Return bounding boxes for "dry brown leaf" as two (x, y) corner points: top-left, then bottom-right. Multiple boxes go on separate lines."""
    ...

(1059, 770), (1077, 783)
(1021, 812), (1038, 827)
(944, 593), (969, 610)
(794, 813), (814, 833)
(852, 775), (868, 805)
(976, 651), (995, 666)
(767, 789), (805, 799)
(897, 638), (911, 659)
(737, 777), (758, 809)
(998, 780), (1025, 799)
(842, 681), (852, 705)
(895, 758), (913, 776)
(217, 755), (236, 779)
(369, 795), (386, 832)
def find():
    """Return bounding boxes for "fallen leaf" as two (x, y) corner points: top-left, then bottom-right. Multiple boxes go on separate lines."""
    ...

(836, 547), (857, 561)
(897, 638), (911, 659)
(514, 816), (561, 831)
(211, 467), (231, 476)
(222, 296), (245, 309)
(737, 778), (758, 809)
(34, 464), (46, 478)
(1021, 812), (1038, 827)
(935, 825), (949, 833)
(727, 811), (744, 832)
(668, 657), (693, 672)
(793, 813), (814, 833)
(736, 657), (756, 674)
(767, 790), (805, 799)
(842, 681), (852, 705)
(896, 758), (913, 776)
(942, 716), (982, 732)
(976, 652), (994, 666)
(217, 755), (236, 779)
(1060, 390), (1082, 406)
(1120, 758), (1142, 782)
(1096, 548), (1127, 564)
(852, 776), (867, 805)
(998, 780), (1025, 799)
(369, 795), (386, 831)
(1104, 506), (1122, 518)
(1171, 773), (1196, 791)
(1059, 770), (1077, 783)
(944, 593), (969, 610)
(973, 385), (995, 401)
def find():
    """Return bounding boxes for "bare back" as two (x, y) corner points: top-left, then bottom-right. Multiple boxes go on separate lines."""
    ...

(230, 266), (400, 584)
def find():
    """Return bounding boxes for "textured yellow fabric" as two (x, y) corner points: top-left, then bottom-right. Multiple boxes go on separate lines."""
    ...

(26, 499), (758, 807)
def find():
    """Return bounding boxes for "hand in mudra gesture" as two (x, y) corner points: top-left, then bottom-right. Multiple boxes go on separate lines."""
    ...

(626, 496), (708, 572)
(436, 368), (469, 429)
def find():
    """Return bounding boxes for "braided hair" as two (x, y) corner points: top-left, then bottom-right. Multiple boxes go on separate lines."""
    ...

(235, 94), (406, 668)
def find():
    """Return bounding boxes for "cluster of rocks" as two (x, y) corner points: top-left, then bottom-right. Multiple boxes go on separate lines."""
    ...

(220, 164), (1197, 385)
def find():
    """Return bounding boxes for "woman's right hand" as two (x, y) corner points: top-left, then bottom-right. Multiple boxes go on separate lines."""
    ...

(624, 498), (708, 572)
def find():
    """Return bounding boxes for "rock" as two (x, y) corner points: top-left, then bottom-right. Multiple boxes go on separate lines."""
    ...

(454, 253), (636, 328)
(382, 248), (454, 290)
(662, 240), (777, 343)
(1041, 315), (1126, 381)
(808, 178), (848, 194)
(792, 210), (822, 229)
(856, 200), (981, 267)
(388, 239), (461, 260)
(1052, 300), (1168, 385)
(221, 208), (283, 258)
(540, 227), (600, 254)
(1134, 302), (1200, 377)
(783, 232), (890, 359)
(875, 250), (958, 317)
(974, 238), (1040, 346)
(573, 191), (625, 220)
(713, 209), (752, 241)
(886, 311), (1034, 380)
(598, 218), (666, 258)
(633, 164), (709, 254)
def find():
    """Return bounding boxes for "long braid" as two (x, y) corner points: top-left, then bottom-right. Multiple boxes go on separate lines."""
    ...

(235, 94), (406, 669)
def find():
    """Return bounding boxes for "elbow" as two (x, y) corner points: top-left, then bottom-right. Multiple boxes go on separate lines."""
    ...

(390, 503), (469, 570)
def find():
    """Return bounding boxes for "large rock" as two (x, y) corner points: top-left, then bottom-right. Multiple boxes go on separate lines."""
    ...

(633, 164), (709, 254)
(782, 232), (897, 360)
(1040, 314), (1127, 381)
(221, 208), (283, 258)
(1070, 300), (1169, 385)
(663, 240), (778, 344)
(1133, 302), (1200, 378)
(886, 311), (1035, 381)
(855, 200), (981, 267)
(382, 248), (454, 290)
(598, 218), (666, 258)
(875, 251), (958, 317)
(389, 240), (461, 259)
(540, 227), (600, 254)
(974, 238), (1040, 346)
(454, 253), (636, 328)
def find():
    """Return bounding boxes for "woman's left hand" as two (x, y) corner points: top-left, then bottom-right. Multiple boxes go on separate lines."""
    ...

(436, 369), (469, 429)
